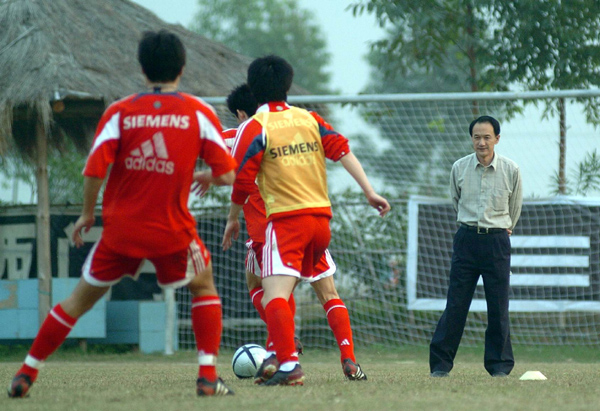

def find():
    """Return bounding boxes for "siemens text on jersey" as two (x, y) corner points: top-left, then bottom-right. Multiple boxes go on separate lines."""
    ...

(269, 142), (320, 159)
(123, 114), (190, 129)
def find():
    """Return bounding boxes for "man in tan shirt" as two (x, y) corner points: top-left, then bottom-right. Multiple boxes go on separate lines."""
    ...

(429, 115), (522, 378)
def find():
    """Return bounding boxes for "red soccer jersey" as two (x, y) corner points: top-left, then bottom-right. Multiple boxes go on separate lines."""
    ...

(84, 91), (236, 258)
(222, 128), (237, 149)
(231, 102), (350, 230)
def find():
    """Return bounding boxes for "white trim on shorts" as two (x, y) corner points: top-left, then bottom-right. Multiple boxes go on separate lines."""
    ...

(305, 249), (337, 283)
(82, 240), (145, 287)
(262, 221), (301, 279)
(245, 239), (262, 276)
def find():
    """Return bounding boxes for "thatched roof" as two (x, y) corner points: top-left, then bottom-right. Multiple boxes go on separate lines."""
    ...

(0, 0), (305, 155)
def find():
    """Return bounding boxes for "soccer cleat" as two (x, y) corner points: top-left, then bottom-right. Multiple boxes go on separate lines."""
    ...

(294, 337), (304, 355)
(262, 364), (305, 386)
(342, 358), (367, 381)
(254, 353), (279, 384)
(8, 374), (33, 398)
(196, 377), (234, 396)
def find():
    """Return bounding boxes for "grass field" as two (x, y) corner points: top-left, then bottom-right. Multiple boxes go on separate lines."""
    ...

(1, 345), (598, 411)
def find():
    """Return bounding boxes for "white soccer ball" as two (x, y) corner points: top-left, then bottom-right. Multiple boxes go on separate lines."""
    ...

(231, 343), (267, 379)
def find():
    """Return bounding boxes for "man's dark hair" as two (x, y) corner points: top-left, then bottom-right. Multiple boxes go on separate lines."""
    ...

(247, 55), (293, 104)
(226, 84), (258, 117)
(469, 115), (501, 136)
(138, 30), (186, 83)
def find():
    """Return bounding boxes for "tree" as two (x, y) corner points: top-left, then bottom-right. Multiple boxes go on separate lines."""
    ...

(353, 0), (600, 195)
(488, 1), (600, 194)
(191, 0), (332, 94)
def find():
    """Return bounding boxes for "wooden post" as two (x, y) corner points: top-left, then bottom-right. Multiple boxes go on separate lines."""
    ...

(36, 116), (52, 324)
(558, 98), (567, 194)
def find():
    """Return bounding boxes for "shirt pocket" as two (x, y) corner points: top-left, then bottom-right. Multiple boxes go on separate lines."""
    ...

(491, 189), (510, 211)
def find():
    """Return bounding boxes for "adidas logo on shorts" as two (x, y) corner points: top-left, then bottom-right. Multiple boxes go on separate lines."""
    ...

(125, 132), (175, 174)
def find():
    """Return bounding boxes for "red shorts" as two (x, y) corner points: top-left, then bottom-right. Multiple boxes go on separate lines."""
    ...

(247, 238), (336, 280)
(82, 235), (211, 288)
(262, 215), (333, 281)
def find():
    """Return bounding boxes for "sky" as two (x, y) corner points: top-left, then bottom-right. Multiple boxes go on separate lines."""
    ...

(130, 0), (385, 94)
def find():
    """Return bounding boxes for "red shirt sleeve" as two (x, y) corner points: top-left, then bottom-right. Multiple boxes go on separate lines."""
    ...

(310, 111), (350, 161)
(83, 103), (122, 178)
(231, 120), (265, 205)
(196, 105), (237, 177)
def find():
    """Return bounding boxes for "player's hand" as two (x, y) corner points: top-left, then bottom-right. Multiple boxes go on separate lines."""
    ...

(191, 181), (211, 198)
(222, 219), (241, 251)
(366, 193), (391, 217)
(72, 214), (95, 248)
(507, 229), (513, 236)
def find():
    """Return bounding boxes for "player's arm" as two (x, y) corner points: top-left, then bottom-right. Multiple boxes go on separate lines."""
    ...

(339, 152), (390, 217)
(314, 112), (390, 217)
(72, 177), (104, 248)
(195, 107), (237, 187)
(72, 105), (120, 247)
(222, 203), (243, 251)
(193, 169), (235, 186)
(223, 135), (265, 250)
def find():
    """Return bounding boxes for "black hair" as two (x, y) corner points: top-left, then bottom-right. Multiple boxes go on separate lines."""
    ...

(469, 115), (500, 136)
(247, 55), (293, 104)
(137, 30), (186, 83)
(226, 84), (258, 117)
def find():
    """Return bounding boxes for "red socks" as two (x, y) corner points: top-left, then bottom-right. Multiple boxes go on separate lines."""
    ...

(250, 287), (267, 322)
(251, 288), (297, 353)
(191, 295), (222, 381)
(265, 298), (297, 364)
(19, 304), (77, 382)
(324, 299), (355, 363)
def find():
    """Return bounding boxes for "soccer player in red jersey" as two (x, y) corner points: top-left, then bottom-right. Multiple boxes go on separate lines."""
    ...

(224, 56), (390, 386)
(222, 83), (376, 382)
(221, 84), (306, 358)
(8, 30), (237, 398)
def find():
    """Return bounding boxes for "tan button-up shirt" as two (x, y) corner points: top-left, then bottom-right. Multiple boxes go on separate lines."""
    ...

(450, 153), (523, 230)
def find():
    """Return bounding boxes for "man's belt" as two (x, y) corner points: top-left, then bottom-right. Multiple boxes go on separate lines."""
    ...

(460, 223), (506, 234)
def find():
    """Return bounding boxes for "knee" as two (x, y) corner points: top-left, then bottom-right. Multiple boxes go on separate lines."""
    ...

(246, 272), (262, 291)
(187, 269), (217, 297)
(314, 289), (339, 305)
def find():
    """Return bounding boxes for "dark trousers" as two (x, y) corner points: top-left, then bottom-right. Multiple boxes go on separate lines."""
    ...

(429, 226), (514, 375)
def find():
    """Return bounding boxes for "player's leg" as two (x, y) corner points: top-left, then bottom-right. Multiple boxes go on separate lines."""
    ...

(246, 240), (268, 324)
(261, 275), (301, 386)
(8, 239), (128, 398)
(152, 236), (233, 396)
(246, 240), (302, 355)
(311, 251), (366, 380)
(259, 219), (306, 386)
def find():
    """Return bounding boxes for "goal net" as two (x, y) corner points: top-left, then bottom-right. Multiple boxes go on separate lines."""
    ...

(173, 90), (600, 350)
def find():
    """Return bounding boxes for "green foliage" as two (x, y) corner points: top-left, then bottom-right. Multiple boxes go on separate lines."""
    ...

(551, 149), (600, 196)
(0, 140), (87, 205)
(328, 190), (406, 289)
(488, 1), (600, 124)
(191, 0), (332, 94)
(352, 0), (505, 94)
